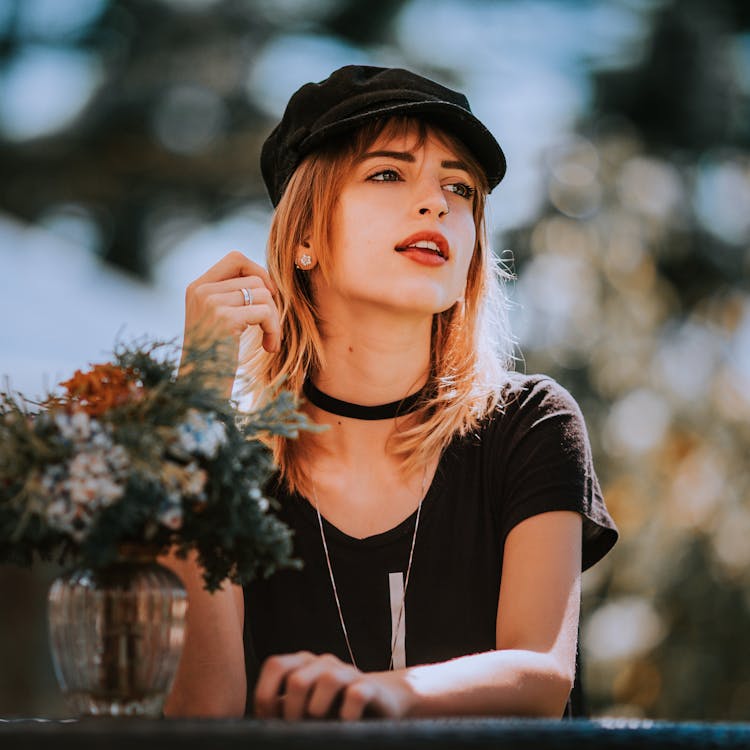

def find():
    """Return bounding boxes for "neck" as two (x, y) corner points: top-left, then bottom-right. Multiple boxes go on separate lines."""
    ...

(315, 308), (432, 404)
(305, 306), (432, 465)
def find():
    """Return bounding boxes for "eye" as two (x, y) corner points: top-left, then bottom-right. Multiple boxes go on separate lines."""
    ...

(367, 168), (402, 182)
(444, 182), (476, 200)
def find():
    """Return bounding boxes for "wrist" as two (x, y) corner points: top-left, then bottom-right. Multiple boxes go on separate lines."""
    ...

(388, 666), (424, 718)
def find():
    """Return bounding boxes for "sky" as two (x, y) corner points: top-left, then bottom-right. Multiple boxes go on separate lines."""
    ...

(0, 0), (680, 398)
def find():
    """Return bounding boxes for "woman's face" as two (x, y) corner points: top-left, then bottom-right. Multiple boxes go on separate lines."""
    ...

(317, 124), (478, 318)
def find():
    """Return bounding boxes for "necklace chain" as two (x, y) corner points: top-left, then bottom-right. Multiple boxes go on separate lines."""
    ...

(311, 467), (427, 671)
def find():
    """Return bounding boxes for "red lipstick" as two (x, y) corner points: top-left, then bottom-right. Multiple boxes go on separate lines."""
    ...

(394, 231), (450, 262)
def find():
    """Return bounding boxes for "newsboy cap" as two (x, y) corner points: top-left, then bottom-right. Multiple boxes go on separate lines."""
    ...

(261, 65), (507, 207)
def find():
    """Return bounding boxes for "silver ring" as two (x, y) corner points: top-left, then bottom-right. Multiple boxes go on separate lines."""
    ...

(240, 287), (253, 306)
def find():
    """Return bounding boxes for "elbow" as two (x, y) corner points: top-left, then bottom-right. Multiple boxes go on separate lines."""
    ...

(504, 660), (574, 719)
(547, 680), (575, 719)
(527, 667), (575, 719)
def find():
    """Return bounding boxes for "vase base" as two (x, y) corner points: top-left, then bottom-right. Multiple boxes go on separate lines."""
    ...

(48, 560), (187, 720)
(65, 692), (166, 718)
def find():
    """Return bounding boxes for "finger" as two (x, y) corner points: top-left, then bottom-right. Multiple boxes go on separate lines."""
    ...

(237, 289), (281, 353)
(261, 330), (279, 354)
(281, 659), (341, 720)
(195, 275), (270, 303)
(306, 668), (355, 719)
(340, 680), (377, 722)
(226, 302), (281, 352)
(254, 652), (314, 719)
(202, 297), (279, 349)
(192, 288), (273, 324)
(217, 285), (274, 309)
(193, 284), (280, 352)
(193, 251), (277, 295)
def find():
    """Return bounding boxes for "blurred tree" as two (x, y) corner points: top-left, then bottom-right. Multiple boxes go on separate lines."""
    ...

(597, 0), (749, 151)
(2, 0), (749, 722)
(0, 0), (407, 278)
(506, 0), (750, 720)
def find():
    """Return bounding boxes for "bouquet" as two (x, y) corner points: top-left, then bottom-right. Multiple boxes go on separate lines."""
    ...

(0, 338), (313, 591)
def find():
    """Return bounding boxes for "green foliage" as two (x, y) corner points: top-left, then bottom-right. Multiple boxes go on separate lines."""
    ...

(0, 339), (316, 591)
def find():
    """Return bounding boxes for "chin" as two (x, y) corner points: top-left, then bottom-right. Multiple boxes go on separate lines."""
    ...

(397, 281), (461, 312)
(343, 279), (462, 317)
(396, 299), (459, 318)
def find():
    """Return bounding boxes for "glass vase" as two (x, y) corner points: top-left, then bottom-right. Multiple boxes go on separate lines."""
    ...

(47, 548), (188, 717)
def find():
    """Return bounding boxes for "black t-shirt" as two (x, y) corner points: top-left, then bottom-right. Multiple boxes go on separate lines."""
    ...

(243, 374), (618, 714)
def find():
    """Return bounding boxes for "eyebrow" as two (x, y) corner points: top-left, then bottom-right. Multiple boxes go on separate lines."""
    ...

(356, 150), (471, 173)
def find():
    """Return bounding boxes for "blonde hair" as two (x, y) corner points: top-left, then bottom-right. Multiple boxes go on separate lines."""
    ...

(240, 117), (514, 494)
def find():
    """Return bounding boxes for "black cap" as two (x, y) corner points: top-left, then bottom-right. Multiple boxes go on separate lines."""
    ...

(261, 65), (507, 207)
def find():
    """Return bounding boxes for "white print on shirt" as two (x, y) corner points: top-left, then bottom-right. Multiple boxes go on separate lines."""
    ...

(388, 571), (406, 669)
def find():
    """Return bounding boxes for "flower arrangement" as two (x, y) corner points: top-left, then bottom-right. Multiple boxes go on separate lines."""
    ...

(0, 339), (313, 591)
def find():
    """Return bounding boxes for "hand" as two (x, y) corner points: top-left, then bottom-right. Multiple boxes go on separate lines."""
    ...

(180, 251), (280, 388)
(254, 651), (416, 721)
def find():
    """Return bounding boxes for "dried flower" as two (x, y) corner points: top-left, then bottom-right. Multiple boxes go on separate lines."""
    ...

(55, 363), (142, 416)
(0, 339), (315, 590)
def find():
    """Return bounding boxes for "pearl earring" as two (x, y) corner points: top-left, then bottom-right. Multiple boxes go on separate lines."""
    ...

(297, 253), (313, 268)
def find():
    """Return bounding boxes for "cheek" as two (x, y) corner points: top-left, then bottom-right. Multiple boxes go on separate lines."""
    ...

(331, 196), (388, 265)
(454, 218), (477, 278)
(327, 203), (378, 291)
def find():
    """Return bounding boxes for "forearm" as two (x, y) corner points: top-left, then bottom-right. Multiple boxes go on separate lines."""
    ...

(402, 649), (573, 719)
(161, 550), (246, 717)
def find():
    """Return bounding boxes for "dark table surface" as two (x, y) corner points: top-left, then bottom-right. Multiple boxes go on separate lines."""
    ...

(2, 717), (750, 749)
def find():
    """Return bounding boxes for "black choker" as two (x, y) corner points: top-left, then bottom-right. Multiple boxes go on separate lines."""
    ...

(302, 379), (425, 420)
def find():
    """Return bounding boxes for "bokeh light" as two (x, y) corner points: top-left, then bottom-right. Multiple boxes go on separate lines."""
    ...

(1, 0), (749, 721)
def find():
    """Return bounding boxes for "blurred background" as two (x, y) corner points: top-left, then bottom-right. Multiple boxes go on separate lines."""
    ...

(1, 0), (749, 720)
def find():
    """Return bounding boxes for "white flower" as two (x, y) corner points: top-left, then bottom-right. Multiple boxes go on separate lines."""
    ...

(65, 446), (127, 506)
(45, 495), (93, 542)
(38, 428), (130, 541)
(158, 499), (183, 530)
(71, 410), (92, 439)
(182, 461), (207, 498)
(55, 411), (102, 443)
(69, 450), (107, 479)
(160, 461), (207, 513)
(249, 487), (269, 512)
(174, 409), (227, 460)
(40, 464), (66, 493)
(46, 497), (76, 528)
(68, 474), (123, 506)
(108, 445), (130, 474)
(54, 412), (76, 440)
(91, 430), (112, 449)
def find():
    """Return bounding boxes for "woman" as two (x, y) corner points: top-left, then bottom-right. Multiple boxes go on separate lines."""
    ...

(162, 65), (618, 720)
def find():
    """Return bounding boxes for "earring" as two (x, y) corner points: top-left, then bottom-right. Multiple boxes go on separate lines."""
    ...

(297, 253), (313, 269)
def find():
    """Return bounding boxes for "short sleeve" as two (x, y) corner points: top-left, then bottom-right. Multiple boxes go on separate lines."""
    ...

(488, 375), (618, 571)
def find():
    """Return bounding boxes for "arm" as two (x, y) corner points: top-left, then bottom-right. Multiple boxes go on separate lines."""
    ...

(160, 548), (247, 717)
(403, 509), (581, 718)
(161, 251), (280, 716)
(254, 509), (582, 720)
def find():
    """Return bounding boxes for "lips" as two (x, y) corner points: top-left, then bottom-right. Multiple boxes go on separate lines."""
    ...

(394, 231), (450, 260)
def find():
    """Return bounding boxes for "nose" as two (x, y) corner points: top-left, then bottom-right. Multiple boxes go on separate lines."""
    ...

(415, 180), (450, 218)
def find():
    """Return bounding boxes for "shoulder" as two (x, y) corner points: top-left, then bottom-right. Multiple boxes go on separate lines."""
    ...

(487, 372), (585, 430)
(480, 373), (619, 570)
(460, 372), (593, 466)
